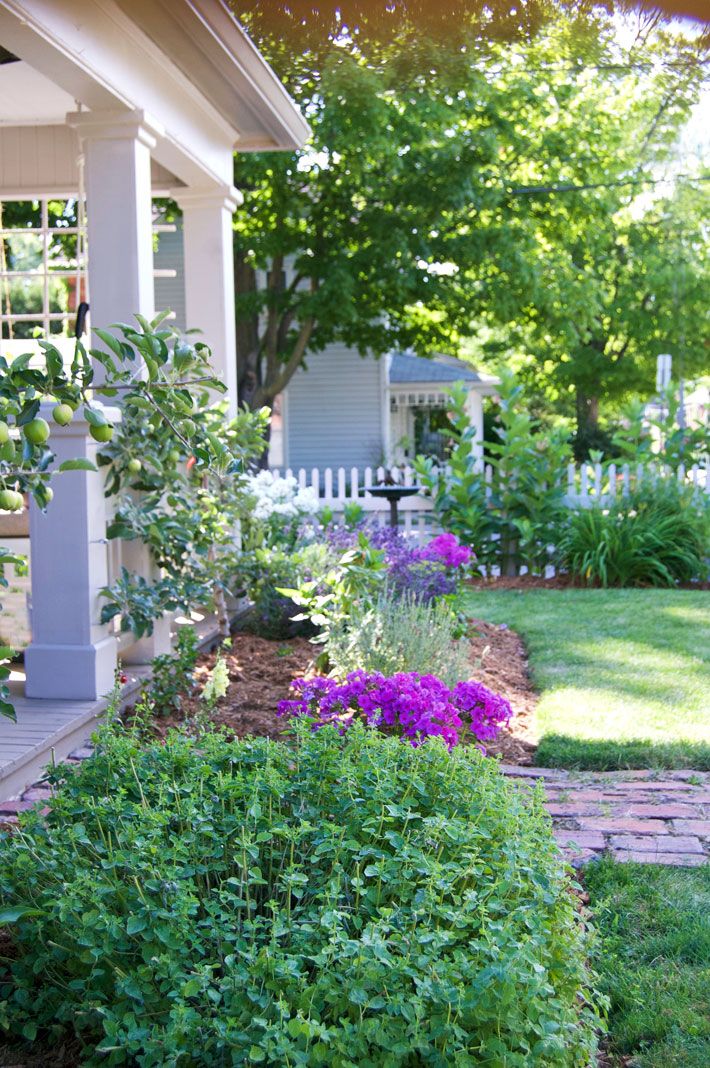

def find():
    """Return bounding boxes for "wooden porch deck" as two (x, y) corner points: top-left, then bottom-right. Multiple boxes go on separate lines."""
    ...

(0, 666), (149, 801)
(0, 607), (244, 802)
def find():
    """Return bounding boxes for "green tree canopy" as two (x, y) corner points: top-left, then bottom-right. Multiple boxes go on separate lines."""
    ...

(232, 2), (708, 432)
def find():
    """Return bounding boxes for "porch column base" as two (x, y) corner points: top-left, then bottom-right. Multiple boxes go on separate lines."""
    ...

(25, 637), (118, 702)
(122, 613), (172, 665)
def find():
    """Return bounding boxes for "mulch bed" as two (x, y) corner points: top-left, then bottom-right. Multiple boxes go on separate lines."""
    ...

(138, 622), (540, 765)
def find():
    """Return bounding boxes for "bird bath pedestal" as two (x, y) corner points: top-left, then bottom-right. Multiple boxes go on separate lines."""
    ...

(365, 483), (421, 528)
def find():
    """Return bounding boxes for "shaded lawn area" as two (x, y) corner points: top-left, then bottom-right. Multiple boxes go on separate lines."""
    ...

(462, 589), (710, 770)
(586, 860), (710, 1068)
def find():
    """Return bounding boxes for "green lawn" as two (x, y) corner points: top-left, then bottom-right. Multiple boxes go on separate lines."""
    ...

(586, 860), (710, 1068)
(463, 588), (710, 769)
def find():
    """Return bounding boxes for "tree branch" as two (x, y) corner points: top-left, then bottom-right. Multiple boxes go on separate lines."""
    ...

(254, 317), (315, 406)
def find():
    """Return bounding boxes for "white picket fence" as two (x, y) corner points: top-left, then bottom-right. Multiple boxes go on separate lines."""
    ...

(272, 460), (710, 546)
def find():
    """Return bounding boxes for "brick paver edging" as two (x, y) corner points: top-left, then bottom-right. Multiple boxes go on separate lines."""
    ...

(2, 751), (708, 869)
(501, 764), (710, 868)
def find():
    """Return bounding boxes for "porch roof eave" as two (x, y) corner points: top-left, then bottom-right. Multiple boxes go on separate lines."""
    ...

(0, 0), (309, 192)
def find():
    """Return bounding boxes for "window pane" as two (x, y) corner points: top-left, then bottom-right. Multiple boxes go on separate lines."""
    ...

(47, 229), (78, 266)
(4, 276), (44, 315)
(48, 275), (78, 314)
(1, 319), (43, 340)
(0, 200), (41, 229)
(1, 233), (43, 271)
(47, 199), (79, 229)
(49, 316), (72, 337)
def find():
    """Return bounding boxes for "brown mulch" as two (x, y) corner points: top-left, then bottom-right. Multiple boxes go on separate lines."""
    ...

(468, 574), (577, 590)
(141, 633), (316, 742)
(467, 619), (539, 764)
(137, 622), (540, 765)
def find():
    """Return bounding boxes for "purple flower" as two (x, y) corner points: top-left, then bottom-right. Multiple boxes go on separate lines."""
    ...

(421, 533), (474, 569)
(278, 670), (513, 751)
(324, 524), (473, 603)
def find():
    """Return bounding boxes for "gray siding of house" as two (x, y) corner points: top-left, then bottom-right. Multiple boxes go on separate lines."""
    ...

(154, 227), (186, 330)
(285, 346), (384, 471)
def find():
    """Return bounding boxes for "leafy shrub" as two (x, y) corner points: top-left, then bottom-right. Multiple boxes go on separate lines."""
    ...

(326, 589), (473, 685)
(0, 724), (601, 1065)
(559, 482), (709, 587)
(143, 626), (199, 715)
(280, 534), (387, 645)
(416, 375), (571, 576)
(236, 544), (330, 640)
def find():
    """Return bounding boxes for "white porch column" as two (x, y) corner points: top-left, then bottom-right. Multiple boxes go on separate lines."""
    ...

(68, 109), (158, 339)
(173, 186), (242, 416)
(25, 407), (121, 700)
(68, 109), (170, 663)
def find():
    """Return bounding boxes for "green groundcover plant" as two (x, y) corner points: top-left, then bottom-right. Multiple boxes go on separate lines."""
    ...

(0, 725), (601, 1066)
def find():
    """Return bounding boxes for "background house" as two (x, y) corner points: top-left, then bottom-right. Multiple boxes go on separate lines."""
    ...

(270, 347), (499, 472)
(151, 225), (499, 472)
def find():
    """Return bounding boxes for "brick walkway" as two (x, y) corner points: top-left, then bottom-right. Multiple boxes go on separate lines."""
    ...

(502, 765), (709, 867)
(1, 751), (708, 869)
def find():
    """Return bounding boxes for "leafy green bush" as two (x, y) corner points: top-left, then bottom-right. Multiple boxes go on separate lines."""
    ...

(235, 543), (331, 640)
(559, 482), (709, 587)
(326, 589), (473, 685)
(415, 375), (571, 576)
(143, 626), (199, 715)
(0, 725), (601, 1066)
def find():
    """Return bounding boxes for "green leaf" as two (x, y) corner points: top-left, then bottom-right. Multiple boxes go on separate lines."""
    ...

(83, 406), (107, 428)
(94, 329), (124, 360)
(58, 459), (98, 473)
(0, 906), (46, 923)
(126, 914), (147, 935)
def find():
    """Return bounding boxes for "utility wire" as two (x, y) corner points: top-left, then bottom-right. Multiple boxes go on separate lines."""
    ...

(509, 172), (710, 195)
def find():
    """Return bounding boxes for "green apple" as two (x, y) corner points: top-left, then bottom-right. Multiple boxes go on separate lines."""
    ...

(90, 423), (114, 443)
(127, 458), (142, 474)
(0, 421), (9, 445)
(0, 489), (22, 512)
(52, 404), (74, 426)
(23, 418), (50, 446)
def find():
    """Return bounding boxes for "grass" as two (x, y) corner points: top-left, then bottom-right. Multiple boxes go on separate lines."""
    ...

(462, 588), (710, 769)
(586, 860), (710, 1068)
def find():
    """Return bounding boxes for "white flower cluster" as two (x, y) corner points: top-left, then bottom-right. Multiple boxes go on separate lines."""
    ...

(245, 470), (320, 522)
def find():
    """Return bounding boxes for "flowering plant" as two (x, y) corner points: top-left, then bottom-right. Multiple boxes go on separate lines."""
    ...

(278, 669), (512, 750)
(325, 524), (474, 603)
(241, 470), (320, 550)
(244, 470), (319, 521)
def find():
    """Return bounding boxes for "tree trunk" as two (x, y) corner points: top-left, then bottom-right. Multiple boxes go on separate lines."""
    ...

(234, 248), (261, 409)
(574, 388), (601, 459)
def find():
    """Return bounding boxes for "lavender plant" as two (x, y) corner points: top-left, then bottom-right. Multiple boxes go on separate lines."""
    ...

(325, 589), (474, 686)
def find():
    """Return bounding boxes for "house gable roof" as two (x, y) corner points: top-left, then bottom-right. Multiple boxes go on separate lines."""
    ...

(389, 352), (499, 389)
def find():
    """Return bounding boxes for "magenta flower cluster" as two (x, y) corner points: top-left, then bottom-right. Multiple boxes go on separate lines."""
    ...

(278, 670), (512, 750)
(421, 533), (474, 569)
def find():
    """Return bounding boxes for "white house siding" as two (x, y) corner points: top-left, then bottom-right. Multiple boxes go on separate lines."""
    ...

(284, 346), (384, 471)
